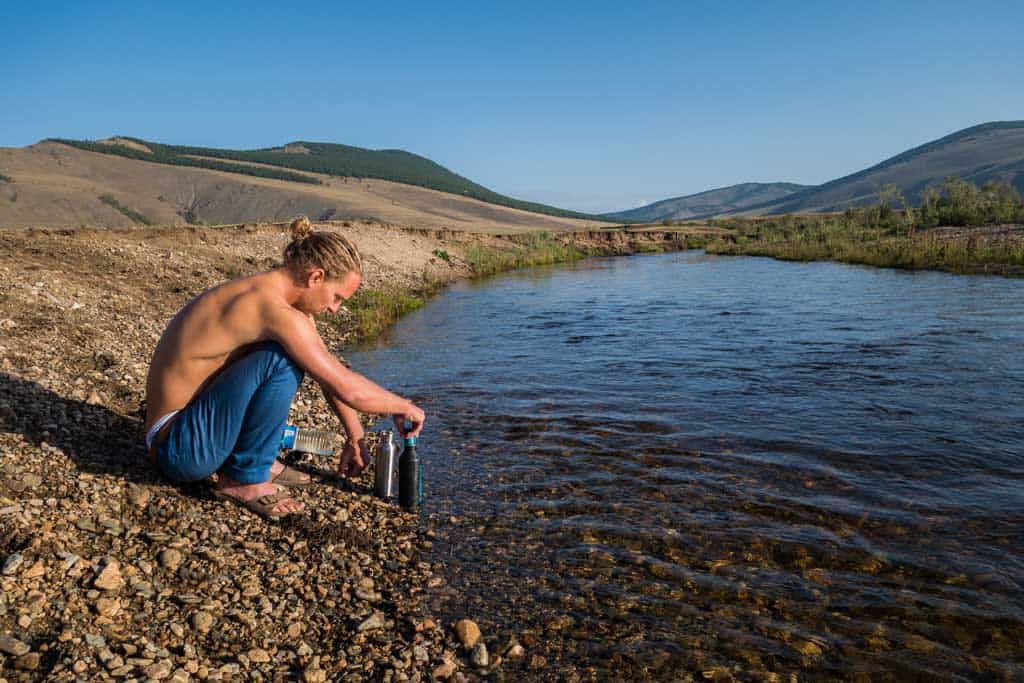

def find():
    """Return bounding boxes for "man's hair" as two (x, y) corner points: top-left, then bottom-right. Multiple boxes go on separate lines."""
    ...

(283, 216), (362, 279)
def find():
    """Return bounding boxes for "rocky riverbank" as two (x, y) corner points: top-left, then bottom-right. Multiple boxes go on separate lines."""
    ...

(0, 219), (712, 682)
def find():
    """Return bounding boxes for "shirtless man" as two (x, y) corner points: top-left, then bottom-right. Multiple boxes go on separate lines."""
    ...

(144, 217), (425, 519)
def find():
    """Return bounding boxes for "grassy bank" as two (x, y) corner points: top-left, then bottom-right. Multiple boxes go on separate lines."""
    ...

(704, 179), (1024, 276)
(706, 215), (1024, 276)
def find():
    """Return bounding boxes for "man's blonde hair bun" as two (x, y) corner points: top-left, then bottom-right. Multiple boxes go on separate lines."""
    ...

(289, 216), (313, 242)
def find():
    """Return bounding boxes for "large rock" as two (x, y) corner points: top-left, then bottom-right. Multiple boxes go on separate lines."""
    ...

(454, 619), (481, 649)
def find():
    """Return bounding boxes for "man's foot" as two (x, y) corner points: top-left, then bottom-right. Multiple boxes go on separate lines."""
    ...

(269, 460), (313, 487)
(215, 475), (305, 519)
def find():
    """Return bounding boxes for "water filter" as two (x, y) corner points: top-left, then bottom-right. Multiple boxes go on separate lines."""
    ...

(280, 425), (336, 456)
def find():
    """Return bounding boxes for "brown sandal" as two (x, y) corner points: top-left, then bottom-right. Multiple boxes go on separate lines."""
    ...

(271, 463), (313, 488)
(213, 487), (304, 520)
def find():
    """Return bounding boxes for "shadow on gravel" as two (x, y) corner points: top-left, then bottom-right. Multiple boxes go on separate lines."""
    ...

(0, 371), (160, 486)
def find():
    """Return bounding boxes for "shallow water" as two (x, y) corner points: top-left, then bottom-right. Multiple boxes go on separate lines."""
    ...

(348, 252), (1024, 680)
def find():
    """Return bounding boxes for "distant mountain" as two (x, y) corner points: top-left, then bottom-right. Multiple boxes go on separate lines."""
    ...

(606, 121), (1024, 220)
(740, 121), (1024, 215)
(49, 137), (597, 221)
(603, 182), (808, 222)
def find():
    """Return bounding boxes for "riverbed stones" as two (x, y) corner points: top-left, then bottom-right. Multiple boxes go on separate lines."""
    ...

(470, 641), (489, 668)
(95, 596), (121, 616)
(0, 633), (30, 656)
(22, 560), (45, 579)
(2, 553), (24, 575)
(158, 548), (183, 571)
(15, 651), (41, 670)
(93, 560), (124, 591)
(433, 660), (457, 679)
(127, 483), (151, 508)
(358, 611), (386, 632)
(190, 610), (214, 633)
(454, 619), (481, 649)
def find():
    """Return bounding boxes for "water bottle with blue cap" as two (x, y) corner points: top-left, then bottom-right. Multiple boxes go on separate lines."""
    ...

(398, 429), (423, 510)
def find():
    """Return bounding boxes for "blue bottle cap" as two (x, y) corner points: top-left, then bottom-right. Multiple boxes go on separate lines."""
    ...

(404, 435), (418, 446)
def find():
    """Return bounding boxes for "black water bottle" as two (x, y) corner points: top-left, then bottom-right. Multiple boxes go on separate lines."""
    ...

(398, 435), (423, 511)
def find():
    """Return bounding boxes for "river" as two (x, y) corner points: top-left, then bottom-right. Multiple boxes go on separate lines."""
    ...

(347, 251), (1024, 680)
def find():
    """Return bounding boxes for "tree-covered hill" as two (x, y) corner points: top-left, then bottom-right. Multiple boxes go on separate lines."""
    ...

(51, 137), (596, 220)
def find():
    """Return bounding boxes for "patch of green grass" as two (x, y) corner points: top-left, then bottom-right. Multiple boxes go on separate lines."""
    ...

(705, 213), (1024, 276)
(432, 248), (451, 262)
(328, 288), (430, 341)
(462, 231), (591, 277)
(98, 194), (153, 226)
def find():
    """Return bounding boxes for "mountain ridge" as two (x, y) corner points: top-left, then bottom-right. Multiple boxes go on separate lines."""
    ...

(603, 182), (808, 222)
(605, 121), (1024, 221)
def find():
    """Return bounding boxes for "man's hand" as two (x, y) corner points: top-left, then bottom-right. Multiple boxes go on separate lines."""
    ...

(338, 437), (371, 478)
(393, 403), (426, 438)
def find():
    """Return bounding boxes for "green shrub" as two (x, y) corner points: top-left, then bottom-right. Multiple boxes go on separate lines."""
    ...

(432, 248), (451, 262)
(98, 194), (153, 225)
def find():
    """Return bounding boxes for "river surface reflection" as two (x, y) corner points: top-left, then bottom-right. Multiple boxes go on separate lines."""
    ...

(348, 251), (1024, 680)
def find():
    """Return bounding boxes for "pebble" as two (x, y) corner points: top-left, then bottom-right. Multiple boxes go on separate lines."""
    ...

(191, 611), (214, 633)
(0, 634), (30, 656)
(145, 659), (173, 680)
(95, 597), (121, 616)
(248, 648), (271, 663)
(2, 553), (24, 576)
(22, 560), (45, 579)
(127, 484), (151, 508)
(358, 611), (386, 632)
(158, 548), (183, 572)
(454, 619), (481, 649)
(470, 642), (489, 668)
(84, 633), (107, 648)
(14, 651), (40, 671)
(93, 560), (125, 591)
(302, 666), (327, 683)
(433, 661), (457, 680)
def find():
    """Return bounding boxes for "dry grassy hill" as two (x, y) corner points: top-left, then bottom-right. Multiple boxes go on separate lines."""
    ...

(0, 141), (613, 233)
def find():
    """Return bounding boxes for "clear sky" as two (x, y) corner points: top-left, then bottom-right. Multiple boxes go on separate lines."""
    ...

(2, 1), (1022, 213)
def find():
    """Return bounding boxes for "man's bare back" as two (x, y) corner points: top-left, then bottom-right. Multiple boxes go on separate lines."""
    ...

(146, 271), (305, 433)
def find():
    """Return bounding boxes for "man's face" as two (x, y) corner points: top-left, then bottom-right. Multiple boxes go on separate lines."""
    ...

(313, 270), (361, 314)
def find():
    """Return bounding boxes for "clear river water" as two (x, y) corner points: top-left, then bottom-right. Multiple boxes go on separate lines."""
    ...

(347, 251), (1024, 681)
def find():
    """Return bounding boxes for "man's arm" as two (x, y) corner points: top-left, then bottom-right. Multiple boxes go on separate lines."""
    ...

(322, 385), (372, 477)
(266, 305), (425, 434)
(321, 385), (364, 441)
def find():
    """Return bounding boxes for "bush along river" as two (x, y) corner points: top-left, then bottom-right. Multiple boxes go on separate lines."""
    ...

(347, 251), (1024, 681)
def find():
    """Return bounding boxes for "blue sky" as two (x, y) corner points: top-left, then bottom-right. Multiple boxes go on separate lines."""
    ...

(2, 1), (1022, 213)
